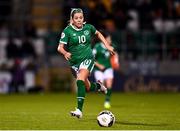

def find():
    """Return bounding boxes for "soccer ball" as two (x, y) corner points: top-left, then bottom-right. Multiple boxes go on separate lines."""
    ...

(97, 110), (115, 127)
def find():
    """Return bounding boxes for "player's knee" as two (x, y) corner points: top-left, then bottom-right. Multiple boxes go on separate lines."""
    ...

(77, 74), (87, 81)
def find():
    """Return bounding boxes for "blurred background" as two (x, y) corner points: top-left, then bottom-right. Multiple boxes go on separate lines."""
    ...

(0, 0), (180, 94)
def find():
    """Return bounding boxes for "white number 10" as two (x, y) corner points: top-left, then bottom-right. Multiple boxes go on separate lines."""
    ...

(78, 35), (86, 44)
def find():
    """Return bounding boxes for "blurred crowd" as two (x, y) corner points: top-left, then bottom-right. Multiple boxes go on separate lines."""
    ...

(0, 21), (44, 94)
(63, 0), (180, 32)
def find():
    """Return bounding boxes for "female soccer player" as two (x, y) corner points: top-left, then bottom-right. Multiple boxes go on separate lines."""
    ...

(57, 8), (115, 118)
(93, 31), (119, 109)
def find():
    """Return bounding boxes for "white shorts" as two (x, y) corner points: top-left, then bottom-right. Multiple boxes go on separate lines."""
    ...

(94, 68), (114, 82)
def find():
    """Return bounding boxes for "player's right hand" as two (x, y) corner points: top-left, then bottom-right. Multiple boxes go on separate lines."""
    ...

(64, 52), (71, 60)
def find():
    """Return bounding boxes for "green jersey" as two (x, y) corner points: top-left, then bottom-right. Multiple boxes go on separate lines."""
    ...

(59, 24), (96, 66)
(93, 42), (112, 70)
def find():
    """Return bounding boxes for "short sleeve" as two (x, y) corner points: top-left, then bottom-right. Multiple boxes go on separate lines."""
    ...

(89, 24), (96, 35)
(59, 29), (68, 44)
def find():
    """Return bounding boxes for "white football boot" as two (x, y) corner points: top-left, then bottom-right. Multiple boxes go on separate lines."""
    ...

(70, 108), (82, 118)
(97, 80), (107, 94)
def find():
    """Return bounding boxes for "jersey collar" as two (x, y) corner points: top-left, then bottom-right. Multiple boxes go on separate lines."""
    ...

(70, 23), (86, 31)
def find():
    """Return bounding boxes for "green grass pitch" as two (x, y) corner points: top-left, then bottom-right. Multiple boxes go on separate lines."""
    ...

(0, 92), (180, 130)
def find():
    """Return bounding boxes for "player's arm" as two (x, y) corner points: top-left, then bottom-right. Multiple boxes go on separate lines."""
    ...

(57, 44), (71, 60)
(95, 31), (115, 55)
(58, 30), (71, 60)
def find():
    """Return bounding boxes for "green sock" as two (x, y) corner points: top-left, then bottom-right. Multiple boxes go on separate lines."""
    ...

(89, 82), (101, 91)
(76, 80), (86, 111)
(105, 88), (112, 102)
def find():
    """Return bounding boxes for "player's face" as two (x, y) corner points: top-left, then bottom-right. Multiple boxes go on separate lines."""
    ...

(106, 36), (112, 45)
(72, 13), (84, 28)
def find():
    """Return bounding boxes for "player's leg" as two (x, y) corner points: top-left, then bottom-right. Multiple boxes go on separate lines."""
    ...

(70, 59), (107, 118)
(70, 68), (89, 118)
(104, 68), (114, 109)
(70, 59), (94, 118)
(90, 70), (107, 93)
(84, 78), (107, 93)
(78, 58), (95, 92)
(76, 69), (89, 111)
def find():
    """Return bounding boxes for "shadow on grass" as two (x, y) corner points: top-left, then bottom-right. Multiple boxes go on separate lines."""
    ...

(116, 120), (169, 127)
(82, 118), (169, 127)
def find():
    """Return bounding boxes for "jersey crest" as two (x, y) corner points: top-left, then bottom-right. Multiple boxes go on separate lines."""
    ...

(84, 30), (89, 35)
